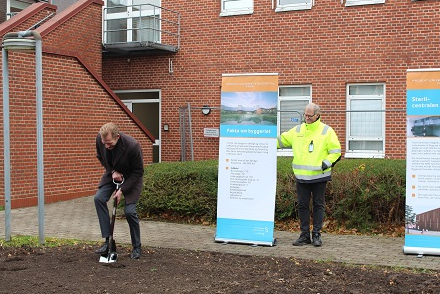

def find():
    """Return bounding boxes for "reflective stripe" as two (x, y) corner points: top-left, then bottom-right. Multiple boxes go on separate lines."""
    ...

(321, 125), (329, 135)
(322, 159), (331, 168)
(295, 125), (300, 133)
(295, 171), (332, 181)
(278, 137), (285, 148)
(292, 163), (322, 171)
(329, 148), (341, 154)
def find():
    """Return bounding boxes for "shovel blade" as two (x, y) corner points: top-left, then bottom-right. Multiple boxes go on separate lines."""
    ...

(99, 252), (118, 263)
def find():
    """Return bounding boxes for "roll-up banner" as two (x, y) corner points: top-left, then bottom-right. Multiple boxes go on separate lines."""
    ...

(404, 69), (440, 255)
(215, 73), (278, 246)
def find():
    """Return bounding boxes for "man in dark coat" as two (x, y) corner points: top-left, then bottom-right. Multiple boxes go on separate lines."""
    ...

(94, 122), (144, 259)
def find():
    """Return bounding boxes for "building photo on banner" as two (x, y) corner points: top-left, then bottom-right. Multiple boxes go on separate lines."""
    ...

(215, 73), (279, 246)
(404, 69), (440, 256)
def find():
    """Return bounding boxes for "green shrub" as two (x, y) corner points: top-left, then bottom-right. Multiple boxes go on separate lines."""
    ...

(139, 160), (219, 222)
(138, 158), (406, 232)
(328, 159), (406, 231)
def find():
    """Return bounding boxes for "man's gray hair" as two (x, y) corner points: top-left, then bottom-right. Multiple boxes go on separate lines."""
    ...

(99, 122), (119, 139)
(305, 103), (320, 115)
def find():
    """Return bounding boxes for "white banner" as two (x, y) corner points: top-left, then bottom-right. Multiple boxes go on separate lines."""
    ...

(404, 69), (440, 255)
(215, 73), (278, 246)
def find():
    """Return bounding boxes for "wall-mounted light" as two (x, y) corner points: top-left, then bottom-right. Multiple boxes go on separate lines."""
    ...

(201, 105), (211, 115)
(163, 124), (169, 131)
(169, 58), (173, 74)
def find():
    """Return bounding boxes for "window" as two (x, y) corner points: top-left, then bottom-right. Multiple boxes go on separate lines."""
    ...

(275, 0), (313, 12)
(346, 83), (385, 158)
(7, 0), (35, 19)
(104, 0), (161, 44)
(220, 0), (253, 17)
(277, 85), (311, 156)
(345, 0), (385, 6)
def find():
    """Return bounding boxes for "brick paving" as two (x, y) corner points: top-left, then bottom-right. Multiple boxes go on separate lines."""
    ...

(1, 196), (439, 270)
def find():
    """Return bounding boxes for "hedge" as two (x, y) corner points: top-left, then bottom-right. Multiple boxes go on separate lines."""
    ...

(138, 158), (406, 232)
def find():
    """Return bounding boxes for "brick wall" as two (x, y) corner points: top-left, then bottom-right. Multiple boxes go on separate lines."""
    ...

(103, 0), (440, 161)
(0, 1), (6, 24)
(38, 0), (103, 76)
(0, 51), (153, 208)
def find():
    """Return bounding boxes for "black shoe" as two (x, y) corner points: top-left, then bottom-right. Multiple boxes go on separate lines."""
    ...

(131, 246), (141, 259)
(95, 241), (109, 254)
(312, 233), (322, 247)
(293, 233), (311, 246)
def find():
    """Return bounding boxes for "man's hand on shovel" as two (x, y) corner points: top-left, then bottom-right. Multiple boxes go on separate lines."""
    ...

(112, 171), (124, 205)
(113, 188), (123, 205)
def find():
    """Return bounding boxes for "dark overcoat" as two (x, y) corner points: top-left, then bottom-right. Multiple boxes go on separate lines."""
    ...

(96, 132), (144, 204)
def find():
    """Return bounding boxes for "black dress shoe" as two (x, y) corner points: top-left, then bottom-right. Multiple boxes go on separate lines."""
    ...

(312, 232), (322, 247)
(130, 246), (141, 259)
(292, 232), (311, 246)
(95, 241), (109, 254)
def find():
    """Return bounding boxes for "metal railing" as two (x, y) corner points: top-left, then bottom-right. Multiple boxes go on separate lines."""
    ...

(102, 3), (180, 51)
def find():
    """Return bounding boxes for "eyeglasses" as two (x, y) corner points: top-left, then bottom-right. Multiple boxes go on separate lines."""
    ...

(304, 113), (317, 118)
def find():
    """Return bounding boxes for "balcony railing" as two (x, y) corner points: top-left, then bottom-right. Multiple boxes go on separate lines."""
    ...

(102, 3), (180, 54)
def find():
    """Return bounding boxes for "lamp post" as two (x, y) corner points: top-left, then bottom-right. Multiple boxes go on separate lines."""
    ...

(2, 31), (45, 245)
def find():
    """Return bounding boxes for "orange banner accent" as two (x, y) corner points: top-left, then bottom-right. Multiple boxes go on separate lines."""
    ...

(407, 71), (440, 90)
(222, 74), (278, 92)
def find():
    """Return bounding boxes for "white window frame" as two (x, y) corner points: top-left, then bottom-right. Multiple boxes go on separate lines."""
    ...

(7, 0), (35, 19)
(277, 85), (311, 157)
(103, 0), (161, 44)
(275, 0), (313, 12)
(345, 83), (385, 159)
(345, 0), (385, 7)
(220, 0), (253, 17)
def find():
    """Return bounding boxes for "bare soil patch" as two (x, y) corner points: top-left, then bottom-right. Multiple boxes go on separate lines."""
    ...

(1, 244), (439, 293)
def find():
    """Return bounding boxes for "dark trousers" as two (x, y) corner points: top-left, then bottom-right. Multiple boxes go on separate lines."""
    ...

(94, 182), (141, 248)
(296, 181), (327, 234)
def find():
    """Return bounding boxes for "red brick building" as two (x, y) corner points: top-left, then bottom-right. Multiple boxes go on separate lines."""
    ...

(1, 0), (439, 207)
(0, 0), (154, 208)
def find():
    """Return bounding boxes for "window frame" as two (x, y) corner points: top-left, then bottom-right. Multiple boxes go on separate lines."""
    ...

(220, 0), (253, 17)
(345, 0), (385, 7)
(275, 0), (313, 12)
(345, 83), (386, 159)
(7, 0), (35, 19)
(277, 85), (312, 157)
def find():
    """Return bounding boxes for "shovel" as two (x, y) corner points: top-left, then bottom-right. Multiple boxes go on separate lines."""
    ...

(99, 177), (124, 263)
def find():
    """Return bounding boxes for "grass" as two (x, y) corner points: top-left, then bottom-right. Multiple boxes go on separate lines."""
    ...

(0, 235), (97, 248)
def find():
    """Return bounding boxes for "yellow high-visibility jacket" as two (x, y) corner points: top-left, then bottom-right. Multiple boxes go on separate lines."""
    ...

(277, 117), (341, 183)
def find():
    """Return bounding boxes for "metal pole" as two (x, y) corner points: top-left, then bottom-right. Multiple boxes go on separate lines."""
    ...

(35, 34), (45, 245)
(2, 30), (44, 244)
(187, 103), (194, 161)
(2, 47), (11, 242)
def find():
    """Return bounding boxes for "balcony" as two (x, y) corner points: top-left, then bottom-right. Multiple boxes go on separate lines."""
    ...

(102, 3), (180, 56)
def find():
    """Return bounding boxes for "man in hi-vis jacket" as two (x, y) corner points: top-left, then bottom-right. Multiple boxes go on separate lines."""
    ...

(277, 103), (341, 247)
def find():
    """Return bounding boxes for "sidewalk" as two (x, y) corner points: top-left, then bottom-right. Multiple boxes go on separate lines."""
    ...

(1, 196), (439, 270)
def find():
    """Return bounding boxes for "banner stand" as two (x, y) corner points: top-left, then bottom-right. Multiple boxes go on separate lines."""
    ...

(403, 68), (440, 256)
(214, 237), (277, 247)
(215, 73), (279, 247)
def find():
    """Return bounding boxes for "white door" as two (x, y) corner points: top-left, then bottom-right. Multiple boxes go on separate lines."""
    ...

(115, 90), (161, 163)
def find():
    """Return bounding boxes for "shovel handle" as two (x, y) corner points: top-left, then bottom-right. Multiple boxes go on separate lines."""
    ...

(113, 176), (124, 190)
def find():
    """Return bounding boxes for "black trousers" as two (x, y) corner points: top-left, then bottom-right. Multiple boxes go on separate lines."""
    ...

(94, 181), (141, 248)
(296, 181), (327, 234)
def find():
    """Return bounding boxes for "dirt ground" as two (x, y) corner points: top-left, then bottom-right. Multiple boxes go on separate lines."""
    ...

(1, 244), (440, 294)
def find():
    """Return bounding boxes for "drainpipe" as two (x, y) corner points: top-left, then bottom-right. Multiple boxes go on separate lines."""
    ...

(2, 31), (45, 245)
